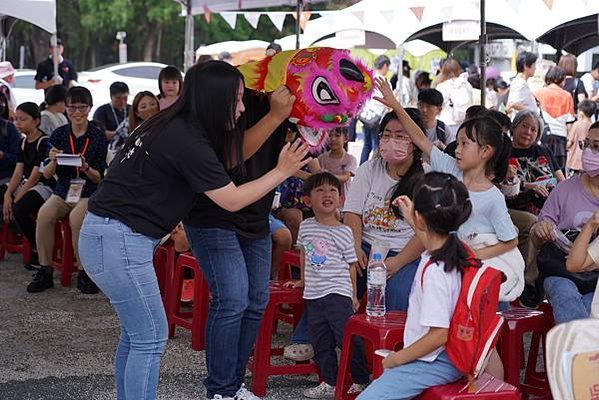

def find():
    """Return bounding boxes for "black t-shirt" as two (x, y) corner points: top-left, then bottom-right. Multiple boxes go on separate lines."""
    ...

(507, 144), (559, 214)
(88, 116), (232, 239)
(184, 90), (288, 238)
(563, 77), (588, 111)
(34, 57), (78, 91)
(93, 103), (131, 132)
(17, 135), (55, 188)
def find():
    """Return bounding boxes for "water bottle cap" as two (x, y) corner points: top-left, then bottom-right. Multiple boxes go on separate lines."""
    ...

(372, 253), (382, 261)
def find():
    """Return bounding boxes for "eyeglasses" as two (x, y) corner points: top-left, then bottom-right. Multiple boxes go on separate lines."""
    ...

(66, 105), (90, 113)
(579, 139), (599, 152)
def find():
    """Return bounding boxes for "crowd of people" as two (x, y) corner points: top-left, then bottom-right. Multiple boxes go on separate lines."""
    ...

(1, 42), (599, 400)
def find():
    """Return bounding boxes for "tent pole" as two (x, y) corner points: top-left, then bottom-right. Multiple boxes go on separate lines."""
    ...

(479, 0), (487, 108)
(51, 34), (58, 85)
(295, 0), (302, 49)
(184, 1), (194, 72)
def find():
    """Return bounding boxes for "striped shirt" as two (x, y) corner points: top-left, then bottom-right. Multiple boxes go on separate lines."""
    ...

(297, 217), (358, 300)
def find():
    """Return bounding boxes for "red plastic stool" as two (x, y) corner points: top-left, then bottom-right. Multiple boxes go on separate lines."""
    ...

(335, 312), (407, 400)
(274, 250), (303, 330)
(277, 250), (301, 281)
(167, 252), (209, 351)
(498, 307), (553, 399)
(153, 241), (177, 305)
(0, 223), (31, 264)
(415, 373), (521, 399)
(248, 281), (319, 397)
(51, 216), (76, 287)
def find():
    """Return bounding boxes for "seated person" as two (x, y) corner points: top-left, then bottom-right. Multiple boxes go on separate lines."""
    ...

(39, 85), (68, 135)
(417, 88), (452, 149)
(0, 92), (20, 189)
(93, 81), (130, 162)
(129, 91), (159, 132)
(27, 86), (108, 294)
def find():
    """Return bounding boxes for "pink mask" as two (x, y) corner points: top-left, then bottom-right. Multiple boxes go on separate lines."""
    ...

(380, 138), (412, 164)
(582, 148), (599, 177)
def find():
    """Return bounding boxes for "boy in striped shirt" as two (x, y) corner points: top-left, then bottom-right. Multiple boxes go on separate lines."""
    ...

(286, 172), (369, 398)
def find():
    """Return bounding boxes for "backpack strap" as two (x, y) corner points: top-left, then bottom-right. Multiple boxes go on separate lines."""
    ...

(436, 120), (447, 143)
(420, 258), (436, 288)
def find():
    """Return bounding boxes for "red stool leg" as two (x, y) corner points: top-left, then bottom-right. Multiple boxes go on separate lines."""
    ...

(60, 220), (75, 287)
(251, 301), (277, 397)
(167, 259), (185, 338)
(500, 321), (523, 387)
(0, 224), (8, 261)
(191, 266), (209, 351)
(335, 327), (356, 400)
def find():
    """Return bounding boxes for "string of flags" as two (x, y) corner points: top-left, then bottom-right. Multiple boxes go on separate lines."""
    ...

(199, 8), (321, 31)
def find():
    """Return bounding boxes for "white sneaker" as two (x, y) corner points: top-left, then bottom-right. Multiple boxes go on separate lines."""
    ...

(208, 395), (235, 400)
(235, 384), (262, 400)
(303, 381), (335, 399)
(347, 383), (368, 394)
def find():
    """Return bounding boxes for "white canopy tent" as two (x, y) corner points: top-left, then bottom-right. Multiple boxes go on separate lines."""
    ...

(0, 0), (57, 61)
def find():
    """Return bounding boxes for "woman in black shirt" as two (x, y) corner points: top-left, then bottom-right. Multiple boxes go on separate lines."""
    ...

(78, 61), (307, 400)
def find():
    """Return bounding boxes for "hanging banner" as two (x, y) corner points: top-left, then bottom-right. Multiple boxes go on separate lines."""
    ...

(221, 12), (237, 29)
(245, 12), (261, 29)
(409, 6), (425, 22)
(442, 20), (481, 41)
(267, 12), (286, 31)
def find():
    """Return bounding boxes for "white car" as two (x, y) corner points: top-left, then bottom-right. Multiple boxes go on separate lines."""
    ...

(78, 62), (168, 114)
(13, 69), (45, 106)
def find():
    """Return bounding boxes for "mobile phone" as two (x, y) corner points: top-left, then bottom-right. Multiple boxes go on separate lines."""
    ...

(374, 349), (392, 358)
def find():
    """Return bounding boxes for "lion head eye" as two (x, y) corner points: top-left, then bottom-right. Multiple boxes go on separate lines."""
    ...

(312, 77), (339, 105)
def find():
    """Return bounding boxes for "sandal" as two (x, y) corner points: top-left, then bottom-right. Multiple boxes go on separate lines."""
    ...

(283, 343), (314, 362)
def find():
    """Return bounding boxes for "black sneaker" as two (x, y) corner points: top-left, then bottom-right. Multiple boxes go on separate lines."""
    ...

(26, 266), (54, 293)
(24, 263), (41, 271)
(519, 284), (542, 309)
(77, 270), (99, 294)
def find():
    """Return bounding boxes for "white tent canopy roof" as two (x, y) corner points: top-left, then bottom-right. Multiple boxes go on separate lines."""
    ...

(196, 39), (269, 56)
(0, 0), (56, 33)
(298, 0), (599, 48)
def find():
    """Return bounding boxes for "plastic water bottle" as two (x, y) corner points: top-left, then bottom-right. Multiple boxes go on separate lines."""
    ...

(367, 252), (386, 317)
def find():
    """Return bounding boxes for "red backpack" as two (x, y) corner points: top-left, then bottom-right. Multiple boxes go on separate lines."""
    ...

(422, 246), (504, 379)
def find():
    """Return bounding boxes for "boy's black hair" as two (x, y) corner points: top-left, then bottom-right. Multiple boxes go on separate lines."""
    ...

(16, 102), (40, 120)
(516, 51), (538, 73)
(418, 89), (443, 107)
(578, 100), (597, 118)
(66, 86), (93, 107)
(465, 105), (488, 120)
(489, 110), (512, 132)
(412, 172), (476, 273)
(303, 172), (342, 196)
(45, 84), (67, 106)
(109, 81), (130, 97)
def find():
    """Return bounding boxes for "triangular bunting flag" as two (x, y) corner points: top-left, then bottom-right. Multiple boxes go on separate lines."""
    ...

(267, 12), (286, 32)
(409, 6), (425, 21)
(351, 10), (365, 24)
(203, 5), (211, 23)
(221, 12), (237, 30)
(245, 12), (261, 29)
(292, 11), (311, 31)
(543, 0), (554, 9)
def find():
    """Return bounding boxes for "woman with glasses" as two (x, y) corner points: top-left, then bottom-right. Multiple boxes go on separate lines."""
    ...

(343, 109), (425, 311)
(531, 121), (599, 324)
(499, 110), (566, 307)
(26, 86), (108, 294)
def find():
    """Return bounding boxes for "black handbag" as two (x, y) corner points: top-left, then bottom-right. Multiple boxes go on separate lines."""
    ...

(537, 233), (599, 294)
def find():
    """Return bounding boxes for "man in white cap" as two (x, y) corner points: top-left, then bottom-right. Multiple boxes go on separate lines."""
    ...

(0, 61), (17, 116)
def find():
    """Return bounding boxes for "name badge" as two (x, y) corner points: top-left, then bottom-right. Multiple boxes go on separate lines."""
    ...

(66, 178), (85, 204)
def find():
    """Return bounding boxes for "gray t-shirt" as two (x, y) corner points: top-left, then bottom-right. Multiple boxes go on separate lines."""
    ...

(297, 217), (358, 300)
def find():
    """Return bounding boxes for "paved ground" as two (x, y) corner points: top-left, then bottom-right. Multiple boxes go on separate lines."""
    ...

(0, 252), (318, 400)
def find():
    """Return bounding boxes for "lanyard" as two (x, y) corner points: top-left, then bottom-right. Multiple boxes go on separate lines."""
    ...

(69, 134), (90, 177)
(110, 104), (128, 133)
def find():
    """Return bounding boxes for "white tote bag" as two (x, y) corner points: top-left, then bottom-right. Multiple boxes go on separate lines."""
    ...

(546, 279), (599, 400)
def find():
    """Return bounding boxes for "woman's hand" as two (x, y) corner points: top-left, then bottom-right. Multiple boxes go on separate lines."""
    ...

(275, 140), (311, 178)
(373, 77), (400, 110)
(506, 165), (517, 181)
(352, 296), (360, 312)
(382, 351), (402, 369)
(354, 246), (368, 274)
(2, 196), (12, 223)
(284, 280), (304, 289)
(48, 147), (63, 162)
(392, 195), (414, 228)
(533, 220), (556, 243)
(525, 182), (549, 198)
(586, 210), (599, 231)
(269, 86), (296, 121)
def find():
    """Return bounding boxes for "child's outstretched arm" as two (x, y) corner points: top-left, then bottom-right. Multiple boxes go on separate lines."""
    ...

(474, 238), (518, 260)
(374, 77), (433, 160)
(383, 327), (448, 369)
(567, 210), (599, 272)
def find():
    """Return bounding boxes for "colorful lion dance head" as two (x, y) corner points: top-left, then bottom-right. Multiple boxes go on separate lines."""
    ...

(238, 47), (374, 150)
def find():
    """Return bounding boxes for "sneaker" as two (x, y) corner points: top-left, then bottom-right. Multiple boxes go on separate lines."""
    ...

(24, 263), (41, 272)
(519, 284), (542, 309)
(347, 383), (368, 395)
(26, 266), (54, 293)
(235, 384), (261, 400)
(303, 382), (335, 399)
(77, 270), (99, 294)
(181, 279), (194, 302)
(284, 343), (315, 362)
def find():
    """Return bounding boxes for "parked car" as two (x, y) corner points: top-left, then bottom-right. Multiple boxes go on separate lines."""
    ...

(78, 62), (168, 113)
(13, 69), (45, 106)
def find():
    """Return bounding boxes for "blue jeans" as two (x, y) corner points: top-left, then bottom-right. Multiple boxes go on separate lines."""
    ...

(291, 242), (419, 344)
(360, 123), (380, 165)
(78, 212), (165, 400)
(544, 276), (594, 324)
(357, 351), (462, 400)
(184, 226), (271, 398)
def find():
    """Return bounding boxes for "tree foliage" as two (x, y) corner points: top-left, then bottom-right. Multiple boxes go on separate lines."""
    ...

(8, 0), (356, 71)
